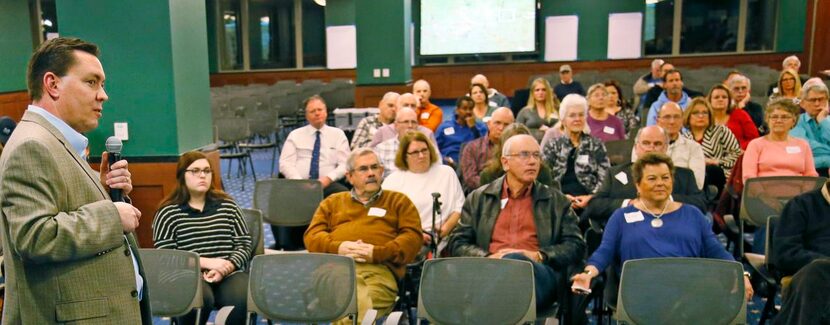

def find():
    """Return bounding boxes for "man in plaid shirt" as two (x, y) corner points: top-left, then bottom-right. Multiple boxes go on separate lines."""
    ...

(459, 107), (514, 192)
(351, 92), (399, 150)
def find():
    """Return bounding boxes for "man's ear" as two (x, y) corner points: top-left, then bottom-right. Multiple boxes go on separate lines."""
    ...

(43, 72), (61, 99)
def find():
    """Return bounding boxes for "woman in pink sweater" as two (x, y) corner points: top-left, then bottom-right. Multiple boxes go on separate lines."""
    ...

(742, 98), (818, 182)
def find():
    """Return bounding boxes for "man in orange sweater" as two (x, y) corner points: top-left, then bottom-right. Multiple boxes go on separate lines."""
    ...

(305, 148), (423, 323)
(414, 79), (443, 132)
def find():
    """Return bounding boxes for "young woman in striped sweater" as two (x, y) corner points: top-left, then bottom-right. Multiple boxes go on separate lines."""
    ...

(152, 151), (252, 325)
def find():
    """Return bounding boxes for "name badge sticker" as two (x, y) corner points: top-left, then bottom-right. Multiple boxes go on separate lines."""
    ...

(420, 112), (430, 120)
(603, 126), (615, 135)
(368, 207), (387, 217)
(624, 211), (645, 223)
(576, 155), (590, 165)
(614, 172), (628, 185)
(786, 146), (801, 154)
(444, 127), (456, 136)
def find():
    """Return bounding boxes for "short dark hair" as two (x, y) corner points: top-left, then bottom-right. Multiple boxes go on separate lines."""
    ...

(632, 152), (675, 185)
(27, 37), (100, 100)
(302, 94), (326, 111)
(664, 69), (683, 81)
(456, 95), (474, 108)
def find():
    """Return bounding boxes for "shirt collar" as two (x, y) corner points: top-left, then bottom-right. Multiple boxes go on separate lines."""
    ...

(501, 177), (532, 199)
(350, 188), (383, 207)
(27, 105), (89, 158)
(822, 181), (830, 205)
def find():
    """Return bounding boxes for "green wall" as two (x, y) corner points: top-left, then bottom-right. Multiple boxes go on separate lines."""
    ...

(539, 0), (644, 61)
(355, 0), (411, 85)
(170, 0), (213, 153)
(777, 0), (807, 52)
(0, 1), (33, 93)
(325, 0), (355, 26)
(57, 0), (212, 157)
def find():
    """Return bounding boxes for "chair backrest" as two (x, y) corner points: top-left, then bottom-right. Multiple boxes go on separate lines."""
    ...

(740, 176), (826, 227)
(418, 258), (536, 325)
(254, 179), (323, 226)
(616, 258), (746, 325)
(605, 139), (634, 166)
(247, 253), (357, 323)
(139, 249), (203, 317)
(215, 117), (252, 143)
(242, 208), (266, 256)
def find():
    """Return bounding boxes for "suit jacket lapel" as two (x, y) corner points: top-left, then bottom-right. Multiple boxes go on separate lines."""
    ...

(22, 111), (108, 199)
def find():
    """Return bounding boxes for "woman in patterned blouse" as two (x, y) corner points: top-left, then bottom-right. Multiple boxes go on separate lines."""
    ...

(681, 97), (743, 195)
(543, 94), (611, 214)
(604, 79), (640, 138)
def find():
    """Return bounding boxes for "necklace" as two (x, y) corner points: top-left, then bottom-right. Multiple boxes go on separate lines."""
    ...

(640, 200), (670, 228)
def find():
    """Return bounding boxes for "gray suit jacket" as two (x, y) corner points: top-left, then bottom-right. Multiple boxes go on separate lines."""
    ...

(0, 111), (151, 324)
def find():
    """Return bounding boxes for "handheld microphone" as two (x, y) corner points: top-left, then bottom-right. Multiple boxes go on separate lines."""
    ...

(105, 136), (124, 202)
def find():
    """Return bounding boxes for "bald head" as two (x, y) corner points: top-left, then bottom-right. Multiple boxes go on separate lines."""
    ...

(394, 107), (418, 138)
(397, 93), (419, 111)
(487, 107), (515, 143)
(656, 102), (683, 138)
(634, 125), (669, 157)
(413, 80), (431, 105)
(471, 74), (489, 89)
(378, 92), (400, 124)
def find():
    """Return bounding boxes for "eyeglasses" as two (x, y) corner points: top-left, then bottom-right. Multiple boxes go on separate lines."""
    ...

(803, 97), (829, 104)
(186, 168), (212, 176)
(407, 148), (430, 157)
(691, 111), (709, 117)
(565, 112), (585, 119)
(352, 164), (382, 174)
(768, 114), (793, 120)
(505, 151), (542, 161)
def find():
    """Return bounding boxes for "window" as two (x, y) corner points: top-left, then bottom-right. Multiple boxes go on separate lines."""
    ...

(28, 0), (59, 45)
(745, 0), (777, 51)
(680, 0), (739, 54)
(644, 0), (674, 55)
(218, 0), (326, 71)
(219, 0), (243, 70)
(644, 0), (778, 56)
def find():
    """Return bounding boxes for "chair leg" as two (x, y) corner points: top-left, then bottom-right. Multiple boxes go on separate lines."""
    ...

(249, 153), (257, 181)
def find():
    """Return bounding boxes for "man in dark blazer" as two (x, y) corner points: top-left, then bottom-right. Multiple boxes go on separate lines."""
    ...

(586, 125), (707, 227)
(0, 37), (151, 324)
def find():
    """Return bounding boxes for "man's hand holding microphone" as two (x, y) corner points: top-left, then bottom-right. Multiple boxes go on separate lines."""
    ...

(100, 137), (141, 233)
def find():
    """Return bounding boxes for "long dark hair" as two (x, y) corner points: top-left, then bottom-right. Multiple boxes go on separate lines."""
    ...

(158, 151), (233, 208)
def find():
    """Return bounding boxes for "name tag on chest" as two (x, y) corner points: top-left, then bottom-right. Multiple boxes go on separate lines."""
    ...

(576, 155), (590, 165)
(444, 127), (456, 136)
(786, 146), (801, 154)
(368, 207), (386, 217)
(624, 211), (645, 223)
(603, 126), (615, 135)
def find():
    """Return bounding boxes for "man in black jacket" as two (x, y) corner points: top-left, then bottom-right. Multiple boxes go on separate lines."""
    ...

(448, 134), (585, 310)
(586, 126), (707, 227)
(772, 181), (830, 324)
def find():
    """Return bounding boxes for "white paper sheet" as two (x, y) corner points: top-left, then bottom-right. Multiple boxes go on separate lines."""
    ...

(607, 12), (643, 59)
(544, 15), (579, 62)
(326, 25), (357, 69)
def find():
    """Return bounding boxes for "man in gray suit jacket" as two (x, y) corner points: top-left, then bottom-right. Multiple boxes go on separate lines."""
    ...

(0, 37), (150, 324)
(586, 126), (707, 227)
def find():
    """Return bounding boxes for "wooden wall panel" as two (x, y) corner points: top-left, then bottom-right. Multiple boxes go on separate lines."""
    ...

(0, 91), (29, 121)
(809, 0), (829, 76)
(213, 53), (798, 107)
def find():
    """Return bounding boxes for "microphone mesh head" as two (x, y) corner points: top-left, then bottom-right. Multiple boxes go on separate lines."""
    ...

(105, 136), (123, 153)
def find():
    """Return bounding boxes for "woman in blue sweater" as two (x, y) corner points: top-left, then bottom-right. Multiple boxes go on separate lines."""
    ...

(570, 152), (752, 300)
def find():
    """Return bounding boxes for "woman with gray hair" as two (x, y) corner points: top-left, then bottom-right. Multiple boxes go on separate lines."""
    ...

(543, 94), (610, 212)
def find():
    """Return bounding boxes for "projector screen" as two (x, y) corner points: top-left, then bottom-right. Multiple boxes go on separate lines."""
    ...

(420, 0), (536, 56)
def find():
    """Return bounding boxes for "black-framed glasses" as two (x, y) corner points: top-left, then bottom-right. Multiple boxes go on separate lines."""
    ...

(186, 168), (212, 176)
(407, 148), (430, 157)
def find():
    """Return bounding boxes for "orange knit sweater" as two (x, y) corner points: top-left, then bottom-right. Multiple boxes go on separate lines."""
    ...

(304, 190), (423, 278)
